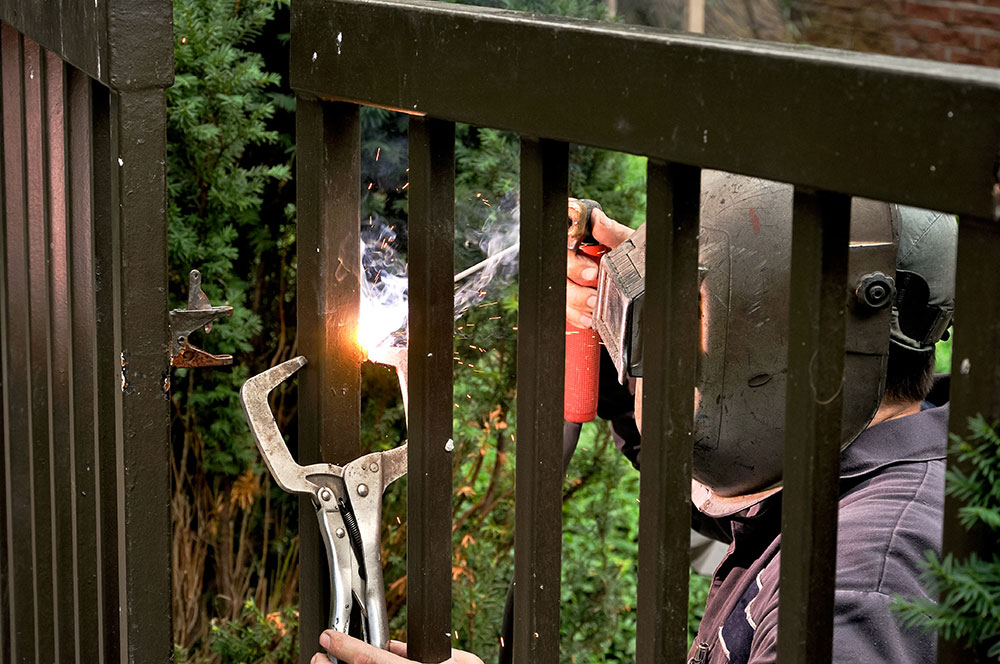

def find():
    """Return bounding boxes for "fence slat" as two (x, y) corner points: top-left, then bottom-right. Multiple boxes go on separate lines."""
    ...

(636, 161), (700, 663)
(513, 136), (566, 663)
(939, 216), (1000, 664)
(91, 80), (120, 663)
(407, 116), (456, 662)
(0, 22), (12, 664)
(24, 35), (58, 659)
(296, 97), (362, 663)
(2, 24), (37, 663)
(67, 64), (101, 664)
(44, 48), (77, 662)
(777, 189), (851, 664)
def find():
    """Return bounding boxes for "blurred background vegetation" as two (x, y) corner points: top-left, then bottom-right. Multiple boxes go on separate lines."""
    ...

(165, 1), (963, 663)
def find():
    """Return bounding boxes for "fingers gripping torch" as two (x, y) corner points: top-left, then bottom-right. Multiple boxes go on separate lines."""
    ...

(565, 198), (608, 423)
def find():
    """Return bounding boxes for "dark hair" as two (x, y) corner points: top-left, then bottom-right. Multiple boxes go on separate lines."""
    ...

(884, 343), (936, 404)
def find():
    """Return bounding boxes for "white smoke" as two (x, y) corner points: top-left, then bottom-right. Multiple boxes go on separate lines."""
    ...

(358, 200), (522, 350)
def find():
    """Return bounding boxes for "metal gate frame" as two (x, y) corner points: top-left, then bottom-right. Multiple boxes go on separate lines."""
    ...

(0, 0), (173, 662)
(289, 1), (1000, 663)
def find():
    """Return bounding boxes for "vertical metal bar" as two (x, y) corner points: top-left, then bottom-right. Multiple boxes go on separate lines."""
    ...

(513, 137), (566, 664)
(108, 87), (171, 664)
(296, 96), (361, 663)
(0, 21), (10, 664)
(44, 49), (76, 663)
(406, 116), (455, 662)
(91, 79), (119, 664)
(67, 64), (101, 664)
(2, 25), (37, 664)
(938, 216), (1000, 664)
(23, 35), (57, 661)
(635, 161), (700, 664)
(777, 189), (851, 664)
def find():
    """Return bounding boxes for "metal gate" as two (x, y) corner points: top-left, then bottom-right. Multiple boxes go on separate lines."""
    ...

(0, 0), (173, 662)
(288, 1), (1000, 663)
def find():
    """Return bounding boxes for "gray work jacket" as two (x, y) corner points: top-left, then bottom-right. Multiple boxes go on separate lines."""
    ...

(688, 398), (948, 664)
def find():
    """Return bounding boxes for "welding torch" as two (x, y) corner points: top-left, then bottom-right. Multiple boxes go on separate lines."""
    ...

(565, 198), (608, 423)
(453, 199), (607, 422)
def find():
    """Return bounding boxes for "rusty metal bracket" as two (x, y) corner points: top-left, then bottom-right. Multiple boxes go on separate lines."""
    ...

(169, 269), (234, 368)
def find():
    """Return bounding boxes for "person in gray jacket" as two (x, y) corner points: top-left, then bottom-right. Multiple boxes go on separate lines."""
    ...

(314, 173), (957, 664)
(570, 173), (957, 664)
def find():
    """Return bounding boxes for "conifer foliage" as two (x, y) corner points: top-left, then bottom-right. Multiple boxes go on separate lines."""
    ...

(895, 415), (1000, 659)
(168, 0), (298, 658)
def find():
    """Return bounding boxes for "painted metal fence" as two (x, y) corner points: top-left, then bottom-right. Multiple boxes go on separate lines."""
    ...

(0, 0), (173, 662)
(289, 1), (1000, 663)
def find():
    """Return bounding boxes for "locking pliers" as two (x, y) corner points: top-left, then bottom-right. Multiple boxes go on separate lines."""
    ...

(240, 356), (406, 657)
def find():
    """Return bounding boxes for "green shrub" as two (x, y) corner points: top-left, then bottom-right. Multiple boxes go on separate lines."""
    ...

(894, 416), (1000, 659)
(210, 600), (299, 664)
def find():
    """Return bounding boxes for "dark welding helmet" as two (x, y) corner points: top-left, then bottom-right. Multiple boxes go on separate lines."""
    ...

(593, 170), (942, 516)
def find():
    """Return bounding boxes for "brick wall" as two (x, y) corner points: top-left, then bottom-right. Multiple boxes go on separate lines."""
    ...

(791, 0), (1000, 67)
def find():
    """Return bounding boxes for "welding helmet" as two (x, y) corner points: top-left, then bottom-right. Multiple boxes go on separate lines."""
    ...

(594, 171), (954, 517)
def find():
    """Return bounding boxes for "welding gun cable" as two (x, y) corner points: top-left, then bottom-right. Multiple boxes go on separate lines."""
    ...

(453, 243), (520, 283)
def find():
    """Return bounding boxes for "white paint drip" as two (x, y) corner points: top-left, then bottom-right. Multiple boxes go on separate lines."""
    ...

(336, 32), (343, 55)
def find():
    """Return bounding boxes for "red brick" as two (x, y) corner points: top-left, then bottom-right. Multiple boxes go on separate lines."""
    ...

(820, 0), (904, 11)
(976, 30), (1000, 56)
(894, 35), (950, 58)
(907, 21), (980, 47)
(906, 0), (954, 22)
(954, 6), (1000, 28)
(948, 46), (1000, 65)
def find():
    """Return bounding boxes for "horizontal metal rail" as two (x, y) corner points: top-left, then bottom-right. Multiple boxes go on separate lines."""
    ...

(0, 0), (172, 91)
(291, 0), (1000, 220)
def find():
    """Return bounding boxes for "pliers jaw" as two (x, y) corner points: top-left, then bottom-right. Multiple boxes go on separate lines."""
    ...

(240, 356), (407, 659)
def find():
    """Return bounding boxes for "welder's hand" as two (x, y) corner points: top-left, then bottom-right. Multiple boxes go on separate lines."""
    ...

(313, 631), (485, 664)
(566, 208), (634, 329)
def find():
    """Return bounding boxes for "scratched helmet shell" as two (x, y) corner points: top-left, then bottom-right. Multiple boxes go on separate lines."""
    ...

(682, 171), (900, 516)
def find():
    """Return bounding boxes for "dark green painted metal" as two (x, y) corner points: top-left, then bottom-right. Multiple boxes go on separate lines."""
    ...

(513, 137), (566, 664)
(110, 85), (172, 664)
(938, 216), (1000, 664)
(296, 97), (362, 664)
(778, 190), (852, 664)
(45, 50), (78, 661)
(290, 0), (1000, 221)
(406, 116), (456, 663)
(0, 0), (173, 91)
(89, 74), (117, 663)
(0, 23), (7, 664)
(3, 12), (172, 662)
(2, 25), (38, 663)
(24, 36), (58, 659)
(91, 77), (119, 663)
(636, 161), (700, 664)
(67, 64), (101, 664)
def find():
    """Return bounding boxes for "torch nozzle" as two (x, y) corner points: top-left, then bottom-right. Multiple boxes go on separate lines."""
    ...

(453, 243), (520, 283)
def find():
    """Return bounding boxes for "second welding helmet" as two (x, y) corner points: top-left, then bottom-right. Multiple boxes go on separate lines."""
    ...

(595, 170), (912, 516)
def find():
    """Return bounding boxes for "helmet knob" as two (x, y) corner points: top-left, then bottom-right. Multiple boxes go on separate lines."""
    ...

(856, 272), (896, 311)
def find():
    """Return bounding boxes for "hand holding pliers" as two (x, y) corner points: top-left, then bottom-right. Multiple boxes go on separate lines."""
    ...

(240, 356), (406, 659)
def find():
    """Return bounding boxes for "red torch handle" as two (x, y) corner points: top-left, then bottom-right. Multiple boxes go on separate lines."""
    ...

(565, 243), (607, 423)
(564, 322), (602, 423)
